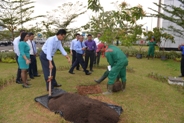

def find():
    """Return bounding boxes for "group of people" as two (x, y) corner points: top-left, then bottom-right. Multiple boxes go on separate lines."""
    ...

(12, 28), (129, 95)
(13, 30), (40, 88)
(68, 33), (105, 75)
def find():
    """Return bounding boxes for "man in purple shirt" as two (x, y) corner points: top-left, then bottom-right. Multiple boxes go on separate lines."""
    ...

(84, 34), (97, 71)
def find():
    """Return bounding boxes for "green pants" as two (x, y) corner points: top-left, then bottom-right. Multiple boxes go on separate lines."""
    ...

(108, 62), (128, 85)
(148, 48), (155, 56)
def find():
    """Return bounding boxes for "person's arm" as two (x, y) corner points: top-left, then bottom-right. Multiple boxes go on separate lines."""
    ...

(178, 44), (183, 50)
(70, 40), (73, 55)
(33, 41), (37, 54)
(58, 43), (71, 64)
(19, 42), (30, 64)
(94, 41), (97, 55)
(105, 51), (114, 66)
(13, 38), (19, 55)
(46, 38), (54, 69)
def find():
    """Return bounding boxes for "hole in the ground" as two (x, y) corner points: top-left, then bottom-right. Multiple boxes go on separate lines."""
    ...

(77, 85), (102, 95)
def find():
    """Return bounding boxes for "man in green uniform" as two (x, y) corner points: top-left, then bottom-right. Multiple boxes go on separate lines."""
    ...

(103, 45), (128, 95)
(147, 36), (156, 59)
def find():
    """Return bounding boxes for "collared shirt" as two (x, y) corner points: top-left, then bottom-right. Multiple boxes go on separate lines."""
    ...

(180, 46), (184, 55)
(84, 40), (97, 51)
(13, 36), (20, 56)
(75, 41), (86, 54)
(27, 40), (37, 55)
(70, 38), (78, 50)
(96, 42), (105, 52)
(42, 35), (67, 61)
(94, 37), (101, 46)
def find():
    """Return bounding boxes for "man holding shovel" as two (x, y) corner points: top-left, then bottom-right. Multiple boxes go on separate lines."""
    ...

(40, 29), (71, 91)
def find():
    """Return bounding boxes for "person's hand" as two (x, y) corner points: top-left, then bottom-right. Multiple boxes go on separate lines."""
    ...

(67, 57), (71, 64)
(26, 59), (31, 64)
(82, 47), (86, 50)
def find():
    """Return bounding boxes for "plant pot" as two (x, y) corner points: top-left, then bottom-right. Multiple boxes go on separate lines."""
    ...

(160, 55), (167, 60)
(136, 54), (142, 59)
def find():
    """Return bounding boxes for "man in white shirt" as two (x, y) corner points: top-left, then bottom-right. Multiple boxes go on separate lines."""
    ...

(13, 30), (25, 84)
(94, 33), (101, 64)
(39, 29), (71, 91)
(70, 33), (80, 70)
(27, 32), (40, 79)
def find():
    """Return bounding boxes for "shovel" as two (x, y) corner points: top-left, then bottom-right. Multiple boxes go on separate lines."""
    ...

(47, 69), (53, 96)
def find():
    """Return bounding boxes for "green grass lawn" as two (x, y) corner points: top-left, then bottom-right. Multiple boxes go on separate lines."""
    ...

(0, 54), (184, 123)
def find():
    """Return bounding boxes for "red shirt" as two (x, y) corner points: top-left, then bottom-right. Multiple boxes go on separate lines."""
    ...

(96, 43), (105, 52)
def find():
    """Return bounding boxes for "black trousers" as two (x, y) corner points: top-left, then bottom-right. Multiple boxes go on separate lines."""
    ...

(181, 55), (184, 76)
(69, 53), (89, 74)
(39, 51), (58, 91)
(96, 51), (101, 65)
(85, 50), (95, 71)
(15, 55), (21, 81)
(29, 55), (38, 78)
(72, 50), (79, 70)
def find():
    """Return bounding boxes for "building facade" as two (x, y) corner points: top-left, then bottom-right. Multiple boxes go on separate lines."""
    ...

(161, 0), (184, 50)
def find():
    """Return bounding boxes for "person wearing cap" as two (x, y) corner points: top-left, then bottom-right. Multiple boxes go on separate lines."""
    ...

(95, 42), (105, 66)
(102, 45), (128, 95)
(147, 36), (156, 60)
(13, 30), (25, 84)
(39, 29), (71, 91)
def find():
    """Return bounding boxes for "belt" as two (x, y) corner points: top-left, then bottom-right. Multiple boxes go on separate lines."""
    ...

(87, 50), (94, 52)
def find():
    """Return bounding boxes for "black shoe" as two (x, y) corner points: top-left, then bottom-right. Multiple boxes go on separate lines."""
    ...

(16, 80), (22, 84)
(54, 84), (62, 87)
(30, 76), (34, 79)
(69, 71), (75, 74)
(34, 75), (41, 77)
(86, 72), (91, 75)
(178, 75), (184, 77)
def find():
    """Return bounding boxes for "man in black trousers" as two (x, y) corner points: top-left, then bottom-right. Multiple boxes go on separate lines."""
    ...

(39, 29), (71, 91)
(70, 33), (80, 70)
(84, 34), (97, 72)
(27, 32), (40, 79)
(69, 35), (91, 75)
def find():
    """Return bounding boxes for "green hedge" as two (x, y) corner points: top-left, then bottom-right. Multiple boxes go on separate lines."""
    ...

(120, 46), (181, 60)
(0, 47), (182, 63)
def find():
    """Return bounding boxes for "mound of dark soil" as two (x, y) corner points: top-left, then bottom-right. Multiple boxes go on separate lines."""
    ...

(48, 93), (119, 123)
(77, 85), (102, 95)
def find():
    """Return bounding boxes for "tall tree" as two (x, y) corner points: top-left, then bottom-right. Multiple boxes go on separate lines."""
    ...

(0, 0), (44, 40)
(83, 1), (145, 44)
(88, 0), (103, 12)
(150, 0), (184, 37)
(42, 1), (86, 39)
